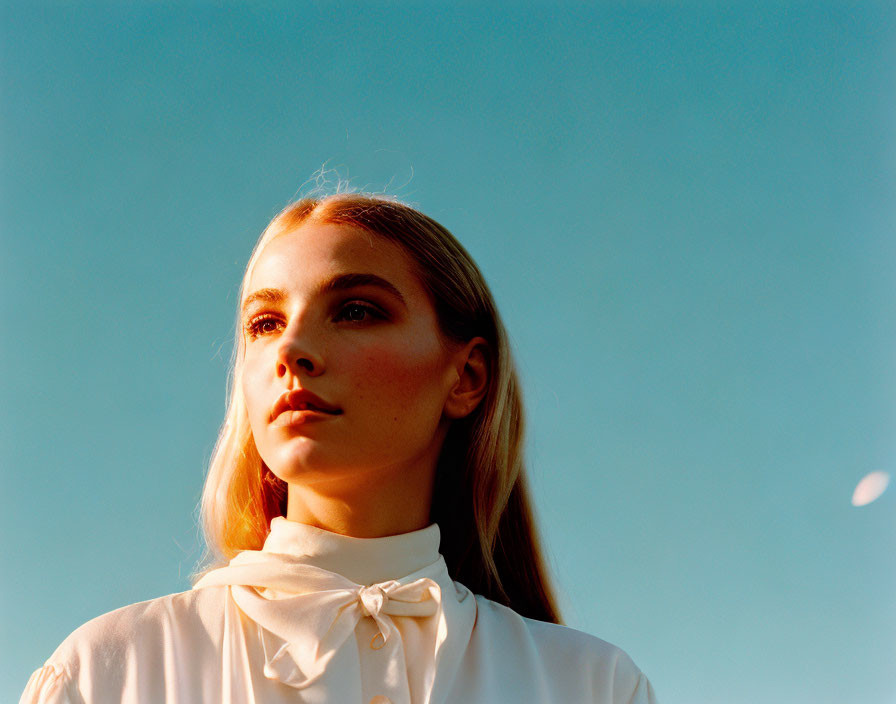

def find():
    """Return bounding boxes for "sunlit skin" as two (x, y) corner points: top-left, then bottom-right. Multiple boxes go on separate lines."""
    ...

(240, 221), (488, 538)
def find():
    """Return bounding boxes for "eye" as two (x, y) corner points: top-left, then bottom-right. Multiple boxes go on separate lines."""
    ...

(244, 314), (283, 338)
(334, 301), (385, 324)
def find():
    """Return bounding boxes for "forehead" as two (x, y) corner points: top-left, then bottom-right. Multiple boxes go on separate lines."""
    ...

(246, 221), (424, 298)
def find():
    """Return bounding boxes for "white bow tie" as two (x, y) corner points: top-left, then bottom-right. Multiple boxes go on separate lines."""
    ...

(193, 550), (445, 690)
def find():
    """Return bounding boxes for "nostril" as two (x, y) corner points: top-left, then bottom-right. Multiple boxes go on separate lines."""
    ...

(296, 358), (314, 372)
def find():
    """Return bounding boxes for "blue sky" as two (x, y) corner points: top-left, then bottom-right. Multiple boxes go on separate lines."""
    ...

(2, 2), (894, 702)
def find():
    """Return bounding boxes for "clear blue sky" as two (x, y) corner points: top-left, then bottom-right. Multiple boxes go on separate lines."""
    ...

(2, 3), (894, 702)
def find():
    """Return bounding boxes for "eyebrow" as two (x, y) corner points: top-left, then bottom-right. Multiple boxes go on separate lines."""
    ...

(241, 273), (407, 315)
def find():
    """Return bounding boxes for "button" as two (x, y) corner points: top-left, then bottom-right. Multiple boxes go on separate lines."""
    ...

(370, 631), (386, 650)
(369, 697), (392, 704)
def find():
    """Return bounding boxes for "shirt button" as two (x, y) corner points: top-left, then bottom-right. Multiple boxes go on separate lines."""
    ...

(369, 697), (392, 704)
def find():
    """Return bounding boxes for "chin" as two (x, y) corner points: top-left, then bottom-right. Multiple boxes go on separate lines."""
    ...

(267, 444), (363, 485)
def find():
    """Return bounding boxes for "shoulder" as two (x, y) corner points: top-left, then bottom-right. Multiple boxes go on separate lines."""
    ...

(25, 586), (231, 702)
(472, 594), (641, 669)
(51, 586), (228, 666)
(469, 595), (655, 703)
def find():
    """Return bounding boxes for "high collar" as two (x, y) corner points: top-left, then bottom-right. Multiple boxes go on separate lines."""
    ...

(193, 515), (477, 702)
(261, 517), (443, 586)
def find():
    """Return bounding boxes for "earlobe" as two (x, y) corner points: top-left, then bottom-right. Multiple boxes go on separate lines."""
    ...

(444, 337), (489, 420)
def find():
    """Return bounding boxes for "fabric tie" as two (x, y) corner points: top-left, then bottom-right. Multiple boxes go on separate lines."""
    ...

(193, 550), (444, 690)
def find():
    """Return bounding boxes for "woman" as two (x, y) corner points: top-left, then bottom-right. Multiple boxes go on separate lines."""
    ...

(22, 194), (657, 703)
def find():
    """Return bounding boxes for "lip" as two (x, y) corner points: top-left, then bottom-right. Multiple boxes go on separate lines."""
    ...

(272, 409), (339, 427)
(270, 389), (343, 423)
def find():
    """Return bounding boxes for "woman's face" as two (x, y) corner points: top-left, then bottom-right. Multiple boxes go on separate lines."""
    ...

(240, 220), (461, 491)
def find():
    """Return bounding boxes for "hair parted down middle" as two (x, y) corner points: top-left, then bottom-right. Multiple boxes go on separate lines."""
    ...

(194, 193), (562, 624)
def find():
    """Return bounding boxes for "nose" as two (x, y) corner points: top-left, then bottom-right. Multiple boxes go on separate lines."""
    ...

(275, 319), (325, 379)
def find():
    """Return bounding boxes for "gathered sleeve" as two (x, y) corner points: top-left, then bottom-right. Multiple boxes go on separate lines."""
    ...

(623, 671), (658, 704)
(19, 664), (82, 704)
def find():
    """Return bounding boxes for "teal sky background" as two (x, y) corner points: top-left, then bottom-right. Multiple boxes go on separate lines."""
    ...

(2, 3), (895, 702)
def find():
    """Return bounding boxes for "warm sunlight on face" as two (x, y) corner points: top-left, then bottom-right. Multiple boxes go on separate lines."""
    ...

(240, 221), (461, 495)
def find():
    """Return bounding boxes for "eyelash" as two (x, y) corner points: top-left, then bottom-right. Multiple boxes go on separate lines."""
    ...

(244, 301), (386, 338)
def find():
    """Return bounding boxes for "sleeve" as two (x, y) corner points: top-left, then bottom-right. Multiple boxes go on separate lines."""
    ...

(19, 663), (83, 704)
(622, 671), (658, 704)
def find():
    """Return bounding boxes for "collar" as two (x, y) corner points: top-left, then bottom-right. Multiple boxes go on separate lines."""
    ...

(261, 516), (443, 585)
(193, 517), (477, 704)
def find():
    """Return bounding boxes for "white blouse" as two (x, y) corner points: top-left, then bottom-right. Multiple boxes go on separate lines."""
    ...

(21, 518), (658, 704)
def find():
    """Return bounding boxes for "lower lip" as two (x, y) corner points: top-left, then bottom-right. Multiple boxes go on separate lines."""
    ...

(272, 409), (341, 427)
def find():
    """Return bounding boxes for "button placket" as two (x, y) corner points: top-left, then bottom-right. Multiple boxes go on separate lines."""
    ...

(355, 615), (407, 704)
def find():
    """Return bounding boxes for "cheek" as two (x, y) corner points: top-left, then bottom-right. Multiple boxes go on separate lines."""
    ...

(350, 341), (447, 411)
(241, 353), (269, 423)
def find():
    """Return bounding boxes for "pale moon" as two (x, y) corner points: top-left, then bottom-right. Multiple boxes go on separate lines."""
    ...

(851, 471), (890, 507)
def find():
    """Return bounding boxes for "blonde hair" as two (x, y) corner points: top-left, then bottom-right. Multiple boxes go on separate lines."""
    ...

(196, 194), (562, 623)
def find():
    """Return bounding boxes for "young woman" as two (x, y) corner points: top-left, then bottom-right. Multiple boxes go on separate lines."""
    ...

(22, 194), (657, 704)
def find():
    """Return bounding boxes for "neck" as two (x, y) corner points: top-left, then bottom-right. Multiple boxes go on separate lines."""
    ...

(285, 463), (436, 538)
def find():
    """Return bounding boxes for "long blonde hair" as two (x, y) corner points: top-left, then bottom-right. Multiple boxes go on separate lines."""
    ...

(196, 193), (562, 624)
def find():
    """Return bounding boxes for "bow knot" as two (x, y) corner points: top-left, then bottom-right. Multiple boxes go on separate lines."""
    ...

(358, 584), (387, 617)
(193, 555), (447, 692)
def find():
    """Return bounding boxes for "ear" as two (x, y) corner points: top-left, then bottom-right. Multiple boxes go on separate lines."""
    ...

(443, 337), (490, 420)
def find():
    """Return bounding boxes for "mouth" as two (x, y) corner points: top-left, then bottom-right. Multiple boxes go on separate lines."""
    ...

(272, 407), (341, 427)
(270, 389), (343, 423)
(279, 402), (342, 415)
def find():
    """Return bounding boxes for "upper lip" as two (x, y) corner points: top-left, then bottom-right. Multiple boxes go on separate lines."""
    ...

(270, 389), (343, 421)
